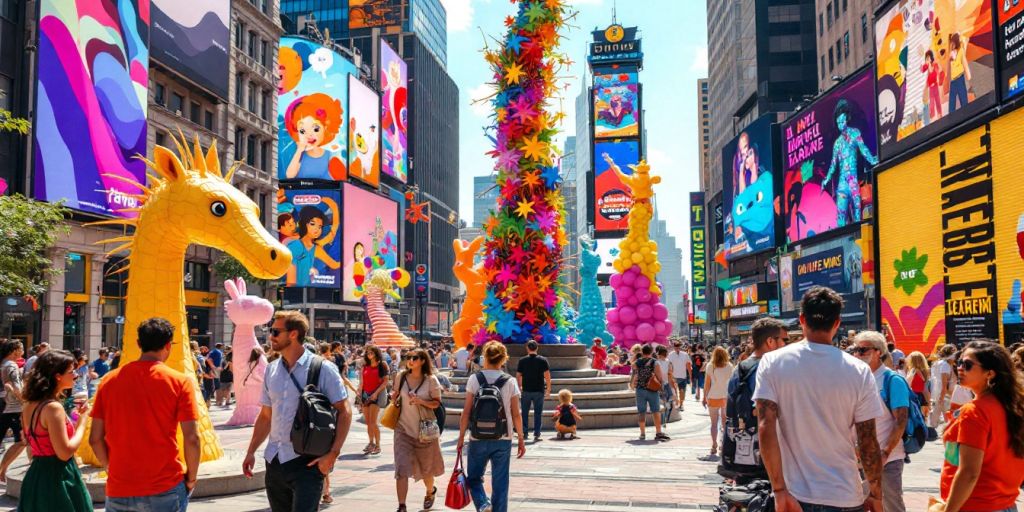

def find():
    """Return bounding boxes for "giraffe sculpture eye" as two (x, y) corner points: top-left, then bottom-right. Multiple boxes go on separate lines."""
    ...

(211, 201), (227, 217)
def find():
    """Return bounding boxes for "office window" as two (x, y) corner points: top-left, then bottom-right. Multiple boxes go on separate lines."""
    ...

(844, 32), (850, 58)
(248, 82), (257, 112)
(235, 22), (244, 48)
(262, 90), (271, 120)
(821, 55), (826, 79)
(827, 2), (832, 27)
(836, 40), (842, 64)
(170, 92), (184, 114)
(156, 131), (167, 148)
(259, 192), (269, 225)
(184, 261), (210, 291)
(261, 0), (269, 14)
(819, 13), (823, 36)
(204, 110), (214, 130)
(248, 31), (256, 59)
(260, 40), (268, 68)
(234, 129), (243, 159)
(260, 140), (269, 171)
(246, 135), (256, 166)
(154, 83), (165, 106)
(829, 48), (834, 71)
(190, 101), (201, 123)
(235, 73), (243, 106)
(65, 253), (87, 293)
(843, 0), (847, 12)
(862, 14), (868, 43)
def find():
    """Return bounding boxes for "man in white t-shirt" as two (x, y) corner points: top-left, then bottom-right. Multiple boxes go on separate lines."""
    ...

(852, 331), (909, 512)
(453, 343), (473, 373)
(667, 341), (693, 409)
(754, 286), (886, 512)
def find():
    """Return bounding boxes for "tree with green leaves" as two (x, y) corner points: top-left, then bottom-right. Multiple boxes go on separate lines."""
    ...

(0, 194), (70, 296)
(0, 109), (30, 135)
(211, 253), (273, 296)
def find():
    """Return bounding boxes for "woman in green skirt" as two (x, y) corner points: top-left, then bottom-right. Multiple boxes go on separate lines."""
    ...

(18, 350), (92, 511)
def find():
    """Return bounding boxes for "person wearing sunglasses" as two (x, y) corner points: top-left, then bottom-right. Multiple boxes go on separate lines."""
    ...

(242, 311), (352, 512)
(851, 331), (909, 512)
(930, 341), (1024, 512)
(390, 348), (444, 512)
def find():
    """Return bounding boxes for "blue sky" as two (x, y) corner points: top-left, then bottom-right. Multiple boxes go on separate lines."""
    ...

(442, 0), (708, 273)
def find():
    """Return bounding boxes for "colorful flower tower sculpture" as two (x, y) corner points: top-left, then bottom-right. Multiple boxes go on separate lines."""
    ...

(605, 160), (673, 349)
(478, 0), (572, 344)
(577, 236), (612, 347)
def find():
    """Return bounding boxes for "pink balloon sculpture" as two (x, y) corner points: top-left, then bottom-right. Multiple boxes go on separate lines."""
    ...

(223, 278), (272, 426)
(606, 266), (674, 349)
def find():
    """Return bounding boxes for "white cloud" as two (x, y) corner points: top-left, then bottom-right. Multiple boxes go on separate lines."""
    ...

(468, 83), (497, 118)
(689, 45), (708, 74)
(441, 0), (475, 32)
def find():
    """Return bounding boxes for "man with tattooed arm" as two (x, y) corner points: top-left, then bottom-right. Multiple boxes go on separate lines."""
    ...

(753, 286), (886, 512)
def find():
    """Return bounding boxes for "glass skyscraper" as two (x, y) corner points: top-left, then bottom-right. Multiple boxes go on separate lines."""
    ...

(280, 0), (446, 67)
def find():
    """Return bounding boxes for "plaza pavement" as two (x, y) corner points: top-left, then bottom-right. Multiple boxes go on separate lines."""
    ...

(2, 391), (1021, 511)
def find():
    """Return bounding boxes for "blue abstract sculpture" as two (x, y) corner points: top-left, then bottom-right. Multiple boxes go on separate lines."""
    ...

(578, 236), (613, 347)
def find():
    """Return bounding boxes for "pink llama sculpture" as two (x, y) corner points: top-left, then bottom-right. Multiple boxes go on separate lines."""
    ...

(223, 278), (272, 426)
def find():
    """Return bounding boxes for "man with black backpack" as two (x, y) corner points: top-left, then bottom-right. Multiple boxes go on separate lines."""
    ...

(720, 317), (786, 481)
(851, 331), (920, 512)
(242, 311), (352, 512)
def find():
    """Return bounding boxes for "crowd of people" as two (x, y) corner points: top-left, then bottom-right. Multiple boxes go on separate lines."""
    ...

(0, 284), (1022, 511)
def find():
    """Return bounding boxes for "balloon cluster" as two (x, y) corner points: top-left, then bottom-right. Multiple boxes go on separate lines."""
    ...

(605, 161), (672, 349)
(578, 237), (612, 347)
(477, 0), (573, 345)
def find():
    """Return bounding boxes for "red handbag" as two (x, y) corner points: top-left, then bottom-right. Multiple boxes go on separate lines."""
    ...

(445, 447), (472, 509)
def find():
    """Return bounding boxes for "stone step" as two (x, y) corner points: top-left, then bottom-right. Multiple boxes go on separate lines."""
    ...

(505, 344), (588, 358)
(450, 368), (603, 381)
(444, 405), (680, 430)
(506, 355), (589, 371)
(441, 389), (638, 410)
(448, 370), (614, 385)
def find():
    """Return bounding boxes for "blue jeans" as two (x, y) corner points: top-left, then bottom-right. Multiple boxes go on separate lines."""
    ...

(799, 503), (864, 512)
(467, 439), (512, 512)
(106, 481), (188, 512)
(693, 372), (705, 396)
(948, 74), (968, 113)
(520, 391), (545, 438)
(635, 388), (660, 414)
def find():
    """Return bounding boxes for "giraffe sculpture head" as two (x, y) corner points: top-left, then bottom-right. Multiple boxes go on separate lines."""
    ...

(137, 135), (292, 278)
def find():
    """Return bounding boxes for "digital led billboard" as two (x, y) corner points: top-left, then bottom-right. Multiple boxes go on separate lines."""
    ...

(593, 70), (639, 138)
(593, 139), (640, 234)
(151, 0), (229, 100)
(783, 68), (878, 243)
(723, 115), (776, 260)
(278, 188), (342, 288)
(277, 36), (359, 182)
(380, 38), (408, 183)
(875, 0), (995, 158)
(342, 183), (400, 302)
(348, 76), (381, 188)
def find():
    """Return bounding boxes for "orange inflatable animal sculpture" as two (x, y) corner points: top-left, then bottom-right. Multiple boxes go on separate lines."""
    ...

(452, 237), (485, 349)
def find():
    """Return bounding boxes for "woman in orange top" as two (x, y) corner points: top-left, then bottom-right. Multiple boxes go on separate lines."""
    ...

(931, 341), (1024, 512)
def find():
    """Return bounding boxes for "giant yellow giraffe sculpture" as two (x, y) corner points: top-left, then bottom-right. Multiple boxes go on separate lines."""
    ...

(79, 133), (291, 465)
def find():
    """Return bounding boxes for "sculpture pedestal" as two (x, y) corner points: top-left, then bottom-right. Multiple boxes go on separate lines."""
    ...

(4, 449), (266, 503)
(443, 344), (680, 430)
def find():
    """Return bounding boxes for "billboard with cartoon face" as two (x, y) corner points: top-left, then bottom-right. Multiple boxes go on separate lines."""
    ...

(723, 115), (777, 260)
(277, 188), (342, 288)
(277, 36), (359, 182)
(380, 38), (408, 183)
(874, 0), (995, 158)
(348, 76), (381, 188)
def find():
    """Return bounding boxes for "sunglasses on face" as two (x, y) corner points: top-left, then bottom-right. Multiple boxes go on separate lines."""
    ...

(403, 355), (424, 361)
(851, 346), (876, 356)
(957, 359), (976, 372)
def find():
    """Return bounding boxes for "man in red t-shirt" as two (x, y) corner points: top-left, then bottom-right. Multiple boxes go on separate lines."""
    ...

(90, 317), (201, 510)
(590, 338), (608, 371)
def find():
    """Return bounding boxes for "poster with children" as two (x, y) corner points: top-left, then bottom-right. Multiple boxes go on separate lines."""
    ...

(276, 188), (342, 288)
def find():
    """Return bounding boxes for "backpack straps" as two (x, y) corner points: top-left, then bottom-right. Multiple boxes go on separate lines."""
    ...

(307, 356), (323, 392)
(475, 371), (489, 389)
(494, 373), (510, 389)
